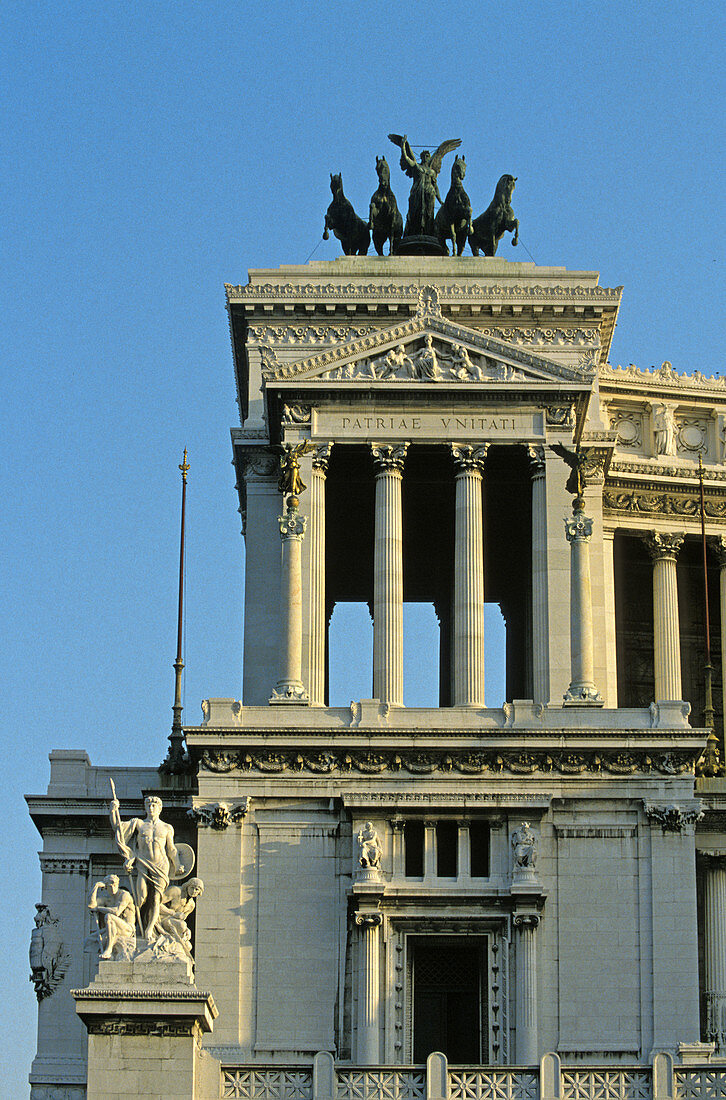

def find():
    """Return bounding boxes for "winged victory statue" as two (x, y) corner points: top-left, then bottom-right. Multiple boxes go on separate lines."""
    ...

(388, 134), (462, 238)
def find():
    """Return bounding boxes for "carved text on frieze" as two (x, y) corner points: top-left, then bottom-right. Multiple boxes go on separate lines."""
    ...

(313, 407), (543, 442)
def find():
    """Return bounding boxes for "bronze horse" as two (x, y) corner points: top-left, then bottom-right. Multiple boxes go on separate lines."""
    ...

(434, 155), (472, 256)
(323, 173), (370, 256)
(368, 156), (403, 256)
(468, 174), (519, 256)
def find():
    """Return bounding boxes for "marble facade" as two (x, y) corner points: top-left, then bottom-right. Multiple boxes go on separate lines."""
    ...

(27, 257), (726, 1098)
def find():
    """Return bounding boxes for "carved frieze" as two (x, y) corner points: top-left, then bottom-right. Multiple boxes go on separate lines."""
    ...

(226, 280), (621, 304)
(199, 746), (697, 777)
(248, 324), (376, 345)
(281, 404), (311, 426)
(39, 856), (90, 874)
(238, 448), (278, 479)
(604, 489), (726, 519)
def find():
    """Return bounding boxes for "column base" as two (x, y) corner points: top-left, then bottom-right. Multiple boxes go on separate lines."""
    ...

(563, 683), (604, 706)
(270, 681), (310, 705)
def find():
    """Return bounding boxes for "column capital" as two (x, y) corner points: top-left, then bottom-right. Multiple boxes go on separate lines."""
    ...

(312, 442), (334, 472)
(525, 443), (546, 475)
(564, 509), (594, 543)
(710, 534), (726, 567)
(354, 912), (383, 929)
(451, 443), (489, 472)
(645, 531), (684, 561)
(390, 815), (405, 833)
(278, 501), (307, 542)
(513, 913), (541, 930)
(371, 442), (408, 473)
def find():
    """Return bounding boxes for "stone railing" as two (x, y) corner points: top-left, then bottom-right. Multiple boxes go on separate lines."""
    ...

(222, 1054), (726, 1100)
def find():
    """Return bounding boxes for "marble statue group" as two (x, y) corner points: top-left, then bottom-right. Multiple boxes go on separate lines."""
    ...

(323, 131), (519, 258)
(87, 782), (204, 964)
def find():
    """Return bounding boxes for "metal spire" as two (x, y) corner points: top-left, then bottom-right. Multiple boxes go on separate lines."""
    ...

(161, 448), (190, 773)
(697, 455), (721, 776)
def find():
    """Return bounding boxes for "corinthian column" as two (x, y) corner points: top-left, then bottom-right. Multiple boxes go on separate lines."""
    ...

(451, 444), (488, 707)
(309, 444), (332, 705)
(371, 443), (408, 706)
(270, 499), (309, 704)
(527, 445), (549, 705)
(645, 532), (684, 700)
(355, 912), (382, 1064)
(564, 503), (603, 705)
(703, 853), (726, 1052)
(513, 913), (539, 1064)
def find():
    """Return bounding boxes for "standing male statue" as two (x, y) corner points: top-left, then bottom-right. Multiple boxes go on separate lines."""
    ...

(388, 134), (461, 238)
(108, 787), (180, 942)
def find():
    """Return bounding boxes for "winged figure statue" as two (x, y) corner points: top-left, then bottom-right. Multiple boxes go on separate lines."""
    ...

(550, 442), (588, 500)
(388, 134), (461, 237)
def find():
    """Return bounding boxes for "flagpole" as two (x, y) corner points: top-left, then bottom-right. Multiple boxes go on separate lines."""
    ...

(162, 448), (190, 773)
(698, 455), (721, 776)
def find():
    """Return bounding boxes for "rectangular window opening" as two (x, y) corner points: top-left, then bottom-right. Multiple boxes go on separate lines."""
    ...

(436, 821), (457, 877)
(405, 821), (424, 878)
(469, 822), (490, 878)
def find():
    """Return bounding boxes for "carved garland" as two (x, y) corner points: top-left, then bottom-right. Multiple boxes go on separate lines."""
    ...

(199, 747), (696, 777)
(603, 489), (726, 518)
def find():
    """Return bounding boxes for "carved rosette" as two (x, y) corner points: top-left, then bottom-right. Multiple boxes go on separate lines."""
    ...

(371, 443), (408, 474)
(450, 443), (489, 472)
(564, 511), (594, 544)
(644, 532), (684, 562)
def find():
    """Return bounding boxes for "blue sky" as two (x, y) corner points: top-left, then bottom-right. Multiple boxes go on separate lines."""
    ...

(3, 1), (724, 1092)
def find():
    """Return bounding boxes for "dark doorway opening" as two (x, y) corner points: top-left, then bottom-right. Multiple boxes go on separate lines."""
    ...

(411, 936), (487, 1063)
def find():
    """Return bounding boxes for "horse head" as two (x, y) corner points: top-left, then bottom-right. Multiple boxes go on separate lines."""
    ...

(452, 155), (466, 182)
(375, 156), (390, 187)
(330, 173), (343, 196)
(495, 174), (517, 203)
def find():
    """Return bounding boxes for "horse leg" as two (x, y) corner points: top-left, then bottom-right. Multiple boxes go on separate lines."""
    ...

(512, 218), (519, 246)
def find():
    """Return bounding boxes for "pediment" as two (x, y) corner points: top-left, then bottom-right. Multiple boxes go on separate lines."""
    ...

(261, 310), (596, 389)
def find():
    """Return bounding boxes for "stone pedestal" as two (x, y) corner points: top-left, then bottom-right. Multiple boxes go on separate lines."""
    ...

(73, 957), (219, 1100)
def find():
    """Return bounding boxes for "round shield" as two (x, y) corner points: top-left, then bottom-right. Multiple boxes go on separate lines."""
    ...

(171, 843), (196, 881)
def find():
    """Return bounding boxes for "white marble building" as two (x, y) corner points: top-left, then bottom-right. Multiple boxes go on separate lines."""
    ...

(27, 257), (726, 1099)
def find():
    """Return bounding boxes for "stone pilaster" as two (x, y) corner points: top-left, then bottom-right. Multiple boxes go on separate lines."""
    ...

(451, 445), (488, 706)
(371, 443), (408, 706)
(645, 532), (684, 700)
(513, 913), (540, 1064)
(703, 853), (726, 1052)
(711, 536), (726, 730)
(527, 445), (549, 705)
(563, 506), (603, 705)
(309, 444), (332, 705)
(355, 913), (382, 1064)
(270, 498), (309, 704)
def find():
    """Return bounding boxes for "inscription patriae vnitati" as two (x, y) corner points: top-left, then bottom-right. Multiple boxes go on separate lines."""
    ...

(313, 406), (543, 442)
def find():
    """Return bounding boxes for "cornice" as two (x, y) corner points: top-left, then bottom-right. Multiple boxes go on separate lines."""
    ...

(226, 280), (621, 305)
(609, 460), (726, 483)
(600, 361), (726, 396)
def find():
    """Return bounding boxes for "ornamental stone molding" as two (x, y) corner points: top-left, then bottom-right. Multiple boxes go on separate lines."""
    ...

(226, 280), (621, 307)
(644, 802), (704, 833)
(39, 856), (90, 875)
(371, 443), (408, 473)
(609, 460), (726, 480)
(545, 404), (575, 428)
(86, 1018), (204, 1039)
(604, 489), (726, 519)
(280, 403), (311, 426)
(451, 443), (489, 471)
(31, 1089), (86, 1100)
(199, 746), (698, 777)
(278, 507), (307, 542)
(188, 798), (251, 829)
(644, 532), (684, 561)
(247, 324), (377, 345)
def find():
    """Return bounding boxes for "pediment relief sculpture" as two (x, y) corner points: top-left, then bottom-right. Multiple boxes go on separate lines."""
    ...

(321, 334), (526, 383)
(260, 312), (592, 389)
